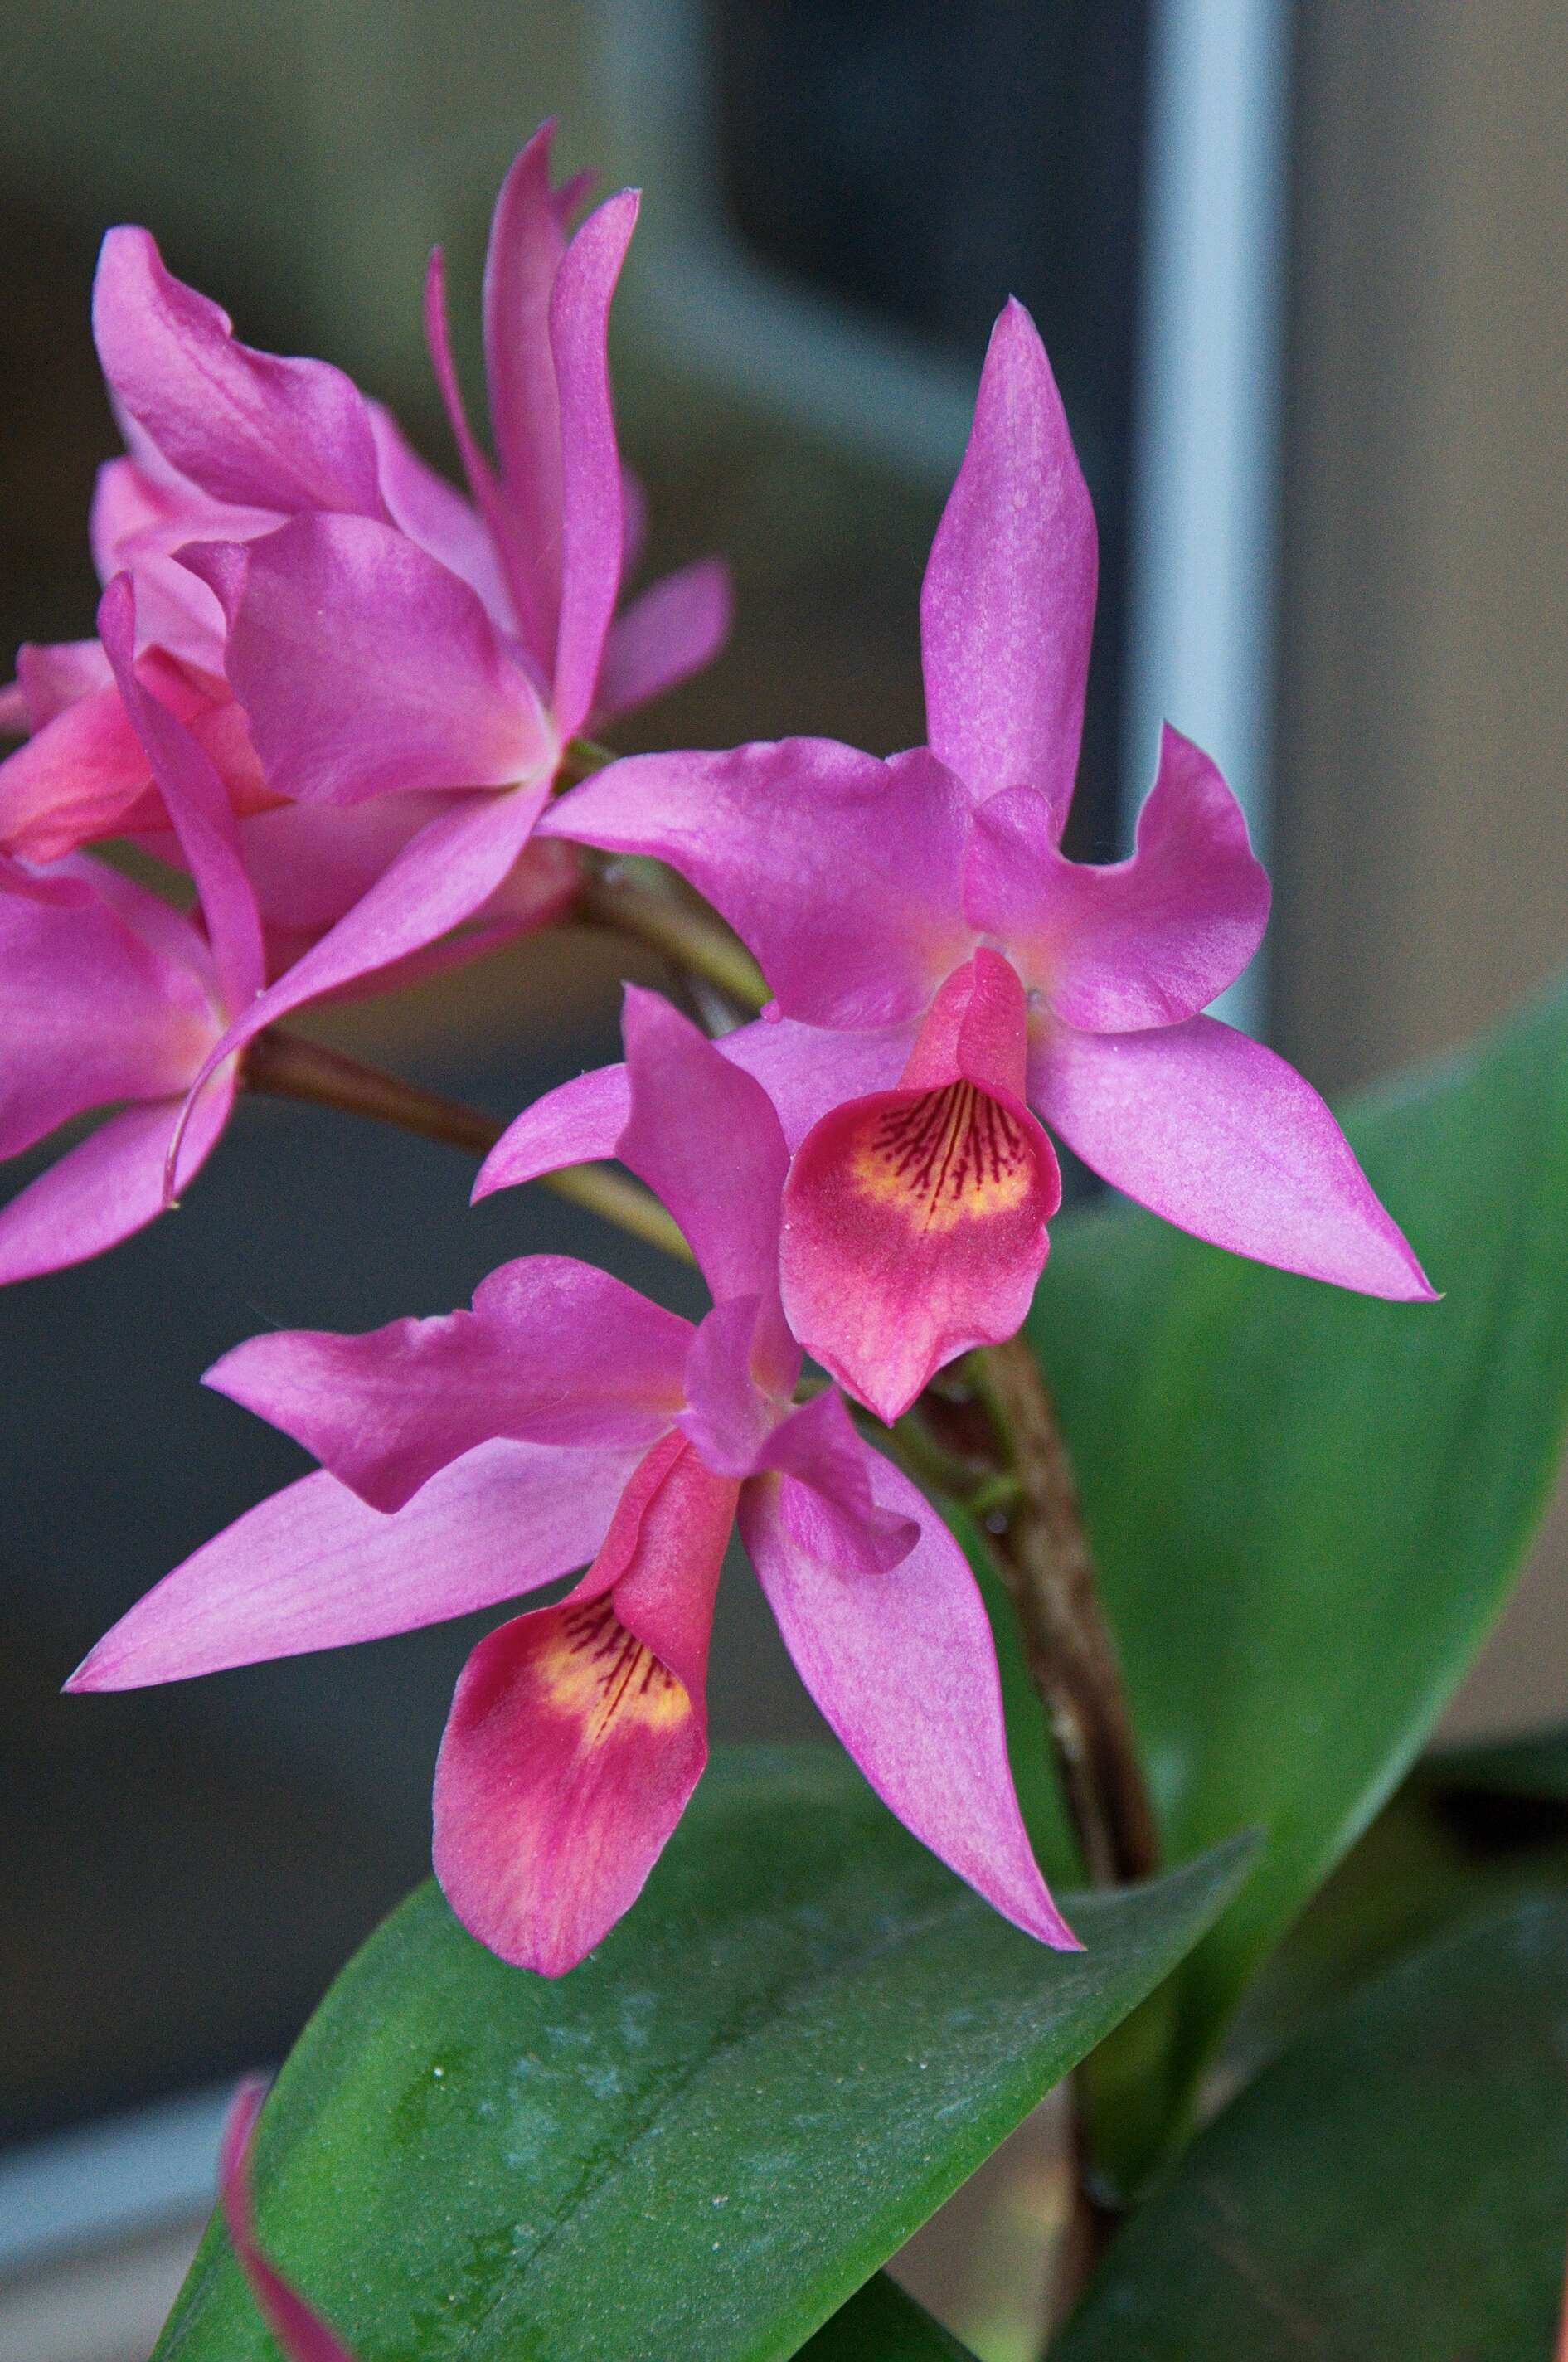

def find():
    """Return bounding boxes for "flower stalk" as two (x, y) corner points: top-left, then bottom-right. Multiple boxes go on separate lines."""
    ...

(244, 1030), (692, 1266)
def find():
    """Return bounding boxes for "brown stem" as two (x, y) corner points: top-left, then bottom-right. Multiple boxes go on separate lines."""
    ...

(953, 1334), (1160, 1889)
(578, 864), (768, 1012)
(243, 1029), (692, 1266)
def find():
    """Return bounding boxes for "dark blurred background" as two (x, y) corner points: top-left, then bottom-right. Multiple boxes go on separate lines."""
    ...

(2, 2), (1566, 2352)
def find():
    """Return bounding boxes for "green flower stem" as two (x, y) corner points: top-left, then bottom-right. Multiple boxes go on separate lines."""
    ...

(244, 1029), (692, 1266)
(577, 862), (769, 1013)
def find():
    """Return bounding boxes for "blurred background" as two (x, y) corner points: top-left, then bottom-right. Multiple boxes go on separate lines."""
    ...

(2, 2), (1566, 2355)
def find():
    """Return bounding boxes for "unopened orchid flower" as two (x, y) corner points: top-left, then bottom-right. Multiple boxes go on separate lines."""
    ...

(69, 993), (1070, 1974)
(519, 299), (1434, 1421)
(0, 578), (264, 1281)
(220, 2080), (357, 2362)
(85, 119), (726, 1101)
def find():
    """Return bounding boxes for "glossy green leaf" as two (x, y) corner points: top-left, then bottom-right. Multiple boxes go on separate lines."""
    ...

(1056, 1900), (1568, 2360)
(798, 2275), (980, 2360)
(1231, 1737), (1568, 2073)
(1017, 979), (1568, 2182)
(154, 1748), (1252, 2362)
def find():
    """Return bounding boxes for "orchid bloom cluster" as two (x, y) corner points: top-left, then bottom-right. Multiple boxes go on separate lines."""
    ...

(8, 126), (1431, 2000)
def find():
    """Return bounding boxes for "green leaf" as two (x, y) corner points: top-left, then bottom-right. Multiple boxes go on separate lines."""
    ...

(798, 2275), (980, 2360)
(1055, 1900), (1568, 2360)
(154, 1747), (1252, 2362)
(1231, 1738), (1568, 2073)
(1023, 979), (1568, 2182)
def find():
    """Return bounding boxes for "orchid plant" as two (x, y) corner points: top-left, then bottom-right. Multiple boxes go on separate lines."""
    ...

(11, 123), (1568, 2362)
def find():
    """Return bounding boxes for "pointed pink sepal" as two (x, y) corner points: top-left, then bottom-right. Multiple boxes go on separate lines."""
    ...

(780, 950), (1061, 1421)
(740, 1449), (1076, 1950)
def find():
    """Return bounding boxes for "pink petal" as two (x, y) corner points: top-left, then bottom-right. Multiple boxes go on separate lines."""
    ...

(472, 1017), (918, 1207)
(740, 1450), (1077, 1948)
(482, 122), (570, 670)
(759, 1387), (919, 1573)
(90, 455), (272, 668)
(12, 639), (114, 728)
(208, 1255), (690, 1510)
(66, 1436), (641, 1688)
(0, 1081), (232, 1286)
(167, 785), (551, 1150)
(434, 1434), (735, 1972)
(0, 872), (215, 1156)
(548, 189), (639, 736)
(100, 576), (265, 1009)
(0, 683), (158, 865)
(422, 246), (536, 661)
(964, 729), (1270, 1030)
(1030, 1016), (1437, 1298)
(0, 681), (28, 734)
(473, 1060), (632, 1200)
(187, 514), (554, 804)
(543, 740), (973, 1028)
(779, 953), (1061, 1422)
(219, 2080), (355, 2362)
(367, 400), (512, 629)
(619, 991), (792, 1383)
(920, 299), (1097, 824)
(93, 227), (385, 518)
(717, 1015), (916, 1149)
(675, 1297), (789, 1475)
(233, 792), (450, 944)
(593, 558), (733, 725)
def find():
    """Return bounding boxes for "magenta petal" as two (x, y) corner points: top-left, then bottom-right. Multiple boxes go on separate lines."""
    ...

(676, 1297), (789, 1475)
(543, 740), (973, 1028)
(433, 1435), (734, 1972)
(208, 1256), (689, 1510)
(718, 1015), (916, 1150)
(482, 123), (569, 669)
(619, 989), (794, 1386)
(966, 731), (1270, 1030)
(12, 638), (114, 728)
(548, 189), (638, 736)
(740, 1451), (1077, 1948)
(1031, 1016), (1437, 1298)
(473, 1018), (916, 1207)
(473, 1062), (632, 1201)
(0, 872), (214, 1156)
(593, 559), (733, 725)
(367, 400), (512, 628)
(219, 2082), (355, 2362)
(192, 513), (554, 804)
(67, 1437), (641, 1689)
(0, 1082), (232, 1286)
(93, 227), (384, 518)
(779, 955), (1061, 1422)
(100, 576), (265, 1009)
(760, 1387), (919, 1573)
(920, 299), (1097, 822)
(169, 786), (551, 1119)
(0, 685), (154, 864)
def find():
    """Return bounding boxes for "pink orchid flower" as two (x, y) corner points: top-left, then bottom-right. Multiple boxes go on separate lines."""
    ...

(90, 119), (726, 1111)
(0, 576), (265, 1282)
(219, 2080), (357, 2362)
(520, 299), (1435, 1421)
(69, 991), (1072, 1975)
